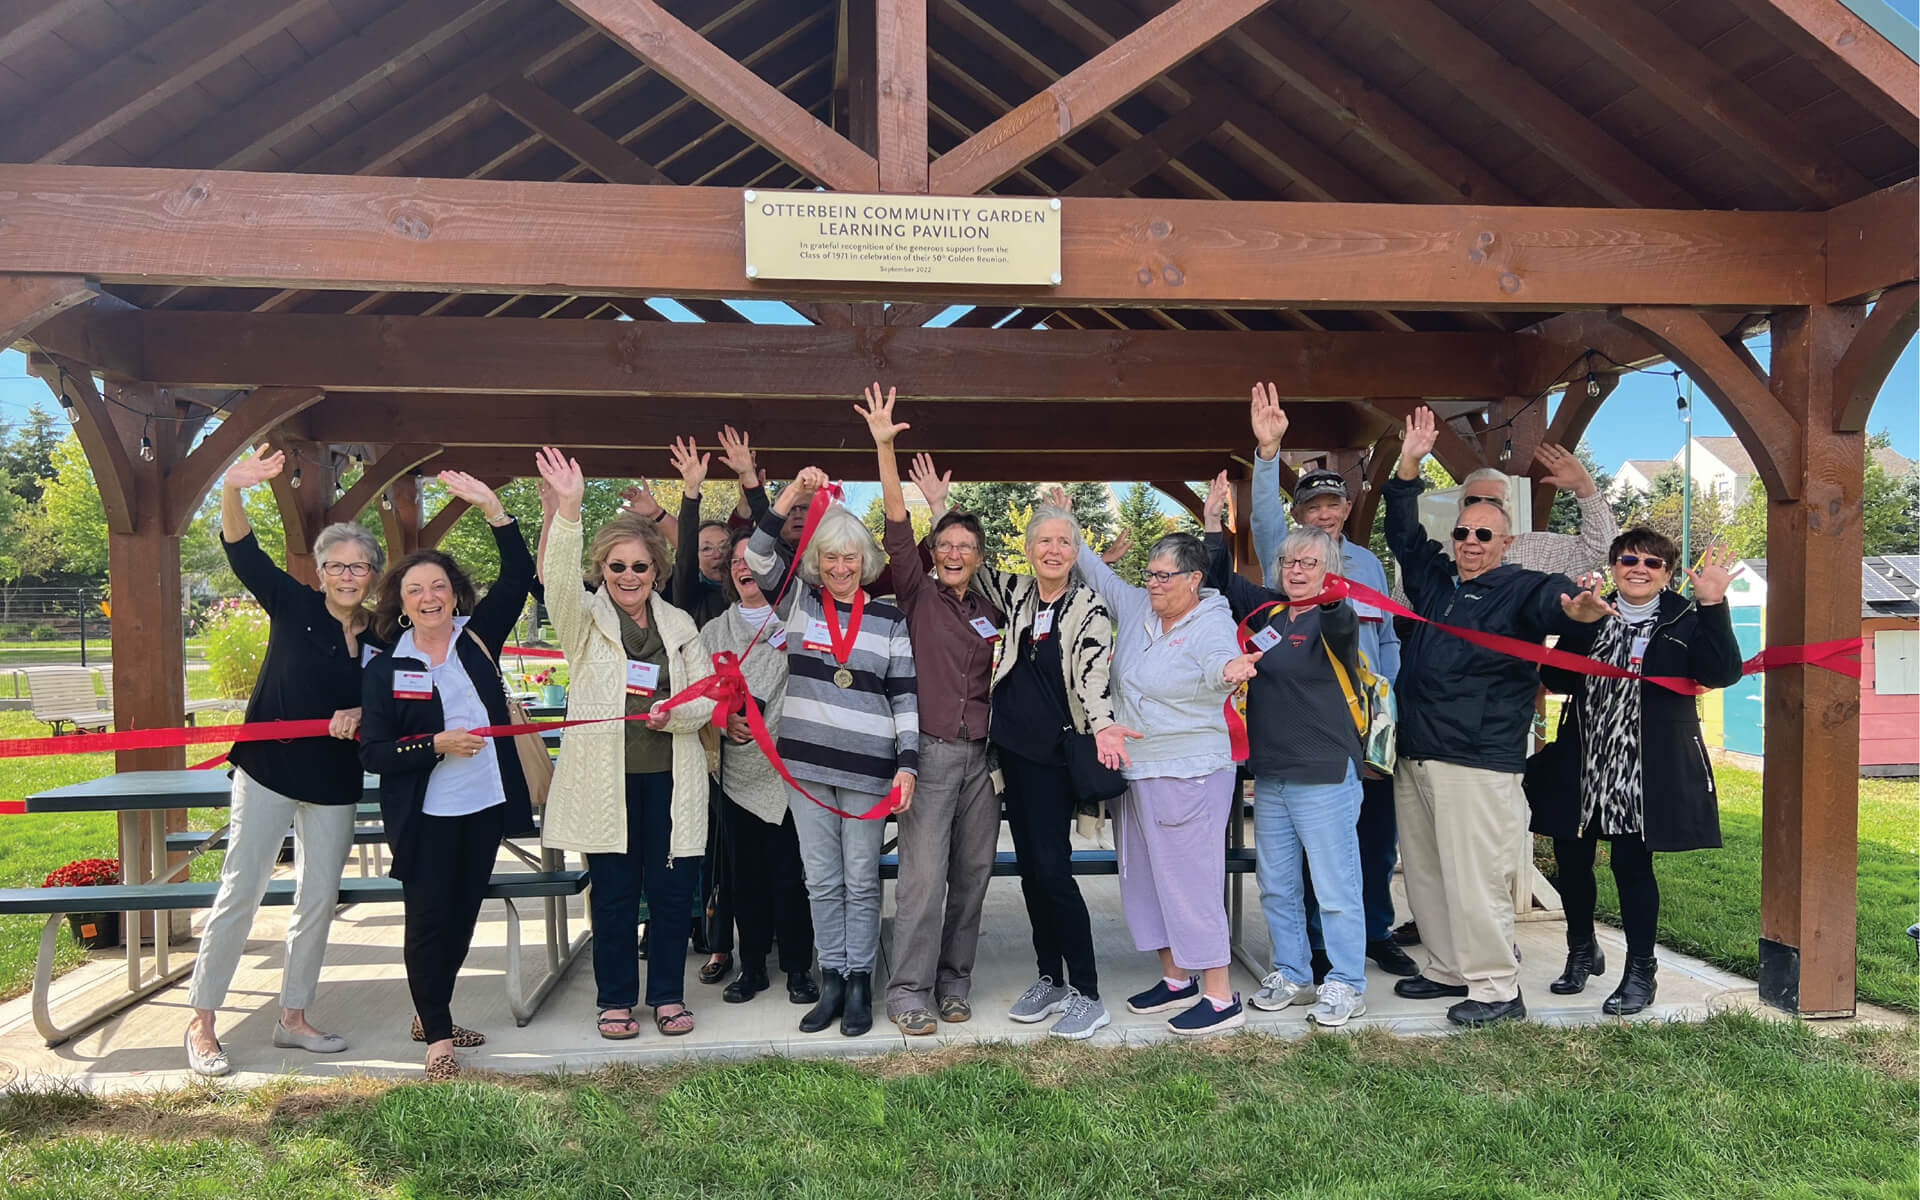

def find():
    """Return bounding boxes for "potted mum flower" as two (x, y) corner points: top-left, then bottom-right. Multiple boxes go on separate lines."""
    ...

(532, 667), (566, 707)
(42, 857), (122, 948)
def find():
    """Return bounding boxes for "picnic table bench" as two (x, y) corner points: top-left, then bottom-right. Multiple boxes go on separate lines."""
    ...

(17, 770), (592, 1047)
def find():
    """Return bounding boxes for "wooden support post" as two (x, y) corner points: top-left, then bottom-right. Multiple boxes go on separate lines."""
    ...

(1227, 471), (1258, 585)
(1348, 431), (1403, 544)
(1757, 305), (1864, 1018)
(382, 472), (427, 558)
(1531, 373), (1618, 528)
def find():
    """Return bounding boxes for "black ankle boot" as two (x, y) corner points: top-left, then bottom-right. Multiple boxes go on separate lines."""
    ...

(840, 970), (873, 1036)
(799, 969), (845, 1032)
(1549, 940), (1606, 995)
(723, 958), (770, 1004)
(1602, 954), (1657, 1015)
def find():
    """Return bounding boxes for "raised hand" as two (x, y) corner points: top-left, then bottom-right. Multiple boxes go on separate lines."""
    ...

(1224, 651), (1263, 684)
(1687, 543), (1742, 605)
(1398, 407), (1439, 478)
(716, 424), (757, 483)
(620, 482), (664, 519)
(1043, 485), (1070, 511)
(223, 445), (285, 491)
(669, 436), (709, 496)
(533, 446), (584, 517)
(1560, 584), (1619, 624)
(1099, 528), (1133, 565)
(856, 382), (910, 446)
(907, 452), (951, 513)
(1094, 723), (1141, 770)
(1250, 382), (1290, 458)
(1203, 470), (1230, 531)
(773, 465), (831, 516)
(1534, 443), (1596, 498)
(438, 470), (505, 521)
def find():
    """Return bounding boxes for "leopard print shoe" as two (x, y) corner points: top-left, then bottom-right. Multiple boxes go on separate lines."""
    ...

(424, 1050), (460, 1082)
(410, 1016), (486, 1047)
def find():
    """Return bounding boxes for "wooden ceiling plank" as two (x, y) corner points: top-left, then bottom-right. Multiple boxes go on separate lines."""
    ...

(930, 0), (1273, 194)
(1721, 0), (1919, 140)
(489, 77), (674, 184)
(0, 0), (92, 63)
(1523, 0), (1872, 206)
(430, 445), (1255, 480)
(0, 0), (334, 164)
(1064, 89), (1228, 195)
(148, 0), (512, 170)
(1333, 0), (1698, 208)
(561, 0), (877, 190)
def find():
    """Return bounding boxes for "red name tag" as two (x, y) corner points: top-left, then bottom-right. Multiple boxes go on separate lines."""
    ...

(392, 670), (432, 700)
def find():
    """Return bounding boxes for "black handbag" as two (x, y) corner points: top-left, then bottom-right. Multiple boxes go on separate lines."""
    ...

(1032, 606), (1128, 807)
(1523, 701), (1582, 840)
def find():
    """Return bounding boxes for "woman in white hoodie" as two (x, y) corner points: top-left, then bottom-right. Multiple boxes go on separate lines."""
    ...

(534, 448), (715, 1039)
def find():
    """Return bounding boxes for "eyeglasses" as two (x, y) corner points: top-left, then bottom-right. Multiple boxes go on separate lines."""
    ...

(1463, 495), (1507, 510)
(320, 561), (373, 578)
(1281, 557), (1321, 571)
(933, 540), (980, 556)
(1140, 569), (1196, 584)
(604, 560), (653, 576)
(1451, 526), (1498, 543)
(1615, 554), (1667, 569)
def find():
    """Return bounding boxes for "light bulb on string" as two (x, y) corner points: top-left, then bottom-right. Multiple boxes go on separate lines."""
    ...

(1585, 369), (1601, 399)
(290, 465), (303, 489)
(138, 435), (154, 462)
(380, 491), (393, 511)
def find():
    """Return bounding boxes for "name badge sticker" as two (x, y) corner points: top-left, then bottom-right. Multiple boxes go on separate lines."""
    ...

(392, 670), (432, 700)
(970, 616), (1001, 641)
(626, 660), (661, 696)
(1032, 608), (1055, 639)
(1629, 634), (1651, 666)
(802, 618), (833, 651)
(1249, 625), (1283, 652)
(769, 628), (788, 650)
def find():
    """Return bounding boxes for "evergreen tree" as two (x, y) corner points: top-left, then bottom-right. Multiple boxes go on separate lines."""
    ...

(1112, 481), (1173, 582)
(0, 405), (61, 504)
(1546, 441), (1613, 534)
(947, 481), (1036, 558)
(1063, 481), (1115, 544)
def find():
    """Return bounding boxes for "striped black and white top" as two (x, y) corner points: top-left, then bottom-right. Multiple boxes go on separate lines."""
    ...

(746, 507), (918, 796)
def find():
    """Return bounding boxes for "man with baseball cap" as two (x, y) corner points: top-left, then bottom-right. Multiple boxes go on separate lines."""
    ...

(1246, 384), (1416, 980)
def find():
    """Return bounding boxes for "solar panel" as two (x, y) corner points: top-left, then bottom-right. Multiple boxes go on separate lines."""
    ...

(1882, 555), (1920, 589)
(1862, 564), (1907, 603)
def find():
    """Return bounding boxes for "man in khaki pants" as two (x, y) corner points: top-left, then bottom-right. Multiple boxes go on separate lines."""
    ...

(1381, 409), (1613, 1027)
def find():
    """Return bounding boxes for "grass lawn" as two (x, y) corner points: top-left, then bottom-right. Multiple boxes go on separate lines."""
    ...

(1538, 764), (1918, 1013)
(0, 1014), (1909, 1199)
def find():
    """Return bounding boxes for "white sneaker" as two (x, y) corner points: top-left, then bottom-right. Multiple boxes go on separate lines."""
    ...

(1306, 979), (1366, 1027)
(1250, 970), (1314, 1011)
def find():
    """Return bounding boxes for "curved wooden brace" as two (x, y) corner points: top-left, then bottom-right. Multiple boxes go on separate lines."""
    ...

(0, 274), (94, 346)
(420, 475), (511, 549)
(1834, 283), (1918, 433)
(380, 473), (425, 558)
(326, 444), (444, 525)
(26, 353), (137, 534)
(1529, 373), (1619, 527)
(162, 387), (324, 536)
(1346, 430), (1403, 543)
(1151, 480), (1205, 523)
(1611, 306), (1802, 501)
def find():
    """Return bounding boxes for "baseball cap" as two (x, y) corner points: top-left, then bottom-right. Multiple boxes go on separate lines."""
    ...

(1292, 469), (1348, 505)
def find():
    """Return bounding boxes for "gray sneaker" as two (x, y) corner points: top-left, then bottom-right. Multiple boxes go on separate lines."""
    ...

(1306, 979), (1366, 1027)
(1008, 976), (1070, 1023)
(1250, 970), (1314, 1011)
(1047, 990), (1111, 1041)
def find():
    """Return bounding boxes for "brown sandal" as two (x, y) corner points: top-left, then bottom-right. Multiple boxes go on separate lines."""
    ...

(411, 1016), (486, 1047)
(598, 1010), (641, 1040)
(424, 1050), (460, 1081)
(654, 1005), (695, 1036)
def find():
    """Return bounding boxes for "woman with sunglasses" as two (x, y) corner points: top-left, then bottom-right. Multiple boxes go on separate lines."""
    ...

(1528, 531), (1743, 1015)
(184, 446), (389, 1077)
(533, 447), (717, 1041)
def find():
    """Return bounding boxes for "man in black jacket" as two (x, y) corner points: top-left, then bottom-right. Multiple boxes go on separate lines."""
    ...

(1385, 408), (1612, 1027)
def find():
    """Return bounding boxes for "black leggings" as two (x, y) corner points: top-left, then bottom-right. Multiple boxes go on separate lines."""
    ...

(400, 804), (507, 1044)
(1000, 747), (1098, 999)
(1554, 831), (1659, 958)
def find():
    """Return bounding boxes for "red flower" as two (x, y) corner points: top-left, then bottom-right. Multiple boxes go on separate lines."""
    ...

(43, 858), (120, 888)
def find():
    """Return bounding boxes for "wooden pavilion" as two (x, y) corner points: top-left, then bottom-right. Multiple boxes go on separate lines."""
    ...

(0, 0), (1913, 1018)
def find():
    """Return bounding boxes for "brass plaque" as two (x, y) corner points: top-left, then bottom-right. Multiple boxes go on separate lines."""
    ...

(743, 191), (1061, 286)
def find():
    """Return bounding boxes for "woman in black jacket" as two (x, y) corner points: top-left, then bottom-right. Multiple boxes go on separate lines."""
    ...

(360, 472), (536, 1079)
(1528, 531), (1744, 1015)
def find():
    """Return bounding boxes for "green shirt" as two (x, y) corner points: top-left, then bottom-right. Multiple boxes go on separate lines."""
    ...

(617, 605), (674, 775)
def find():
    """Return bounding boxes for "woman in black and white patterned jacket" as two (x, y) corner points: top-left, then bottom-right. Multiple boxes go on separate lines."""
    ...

(909, 457), (1118, 1041)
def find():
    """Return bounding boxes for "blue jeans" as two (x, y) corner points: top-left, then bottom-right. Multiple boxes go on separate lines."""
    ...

(1306, 772), (1399, 947)
(1253, 762), (1366, 992)
(587, 772), (700, 1010)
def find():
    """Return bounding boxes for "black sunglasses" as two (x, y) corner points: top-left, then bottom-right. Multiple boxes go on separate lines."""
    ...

(1615, 554), (1667, 569)
(605, 559), (653, 576)
(1451, 526), (1497, 543)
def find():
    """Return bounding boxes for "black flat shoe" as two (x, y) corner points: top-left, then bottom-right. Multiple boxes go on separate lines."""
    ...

(1602, 955), (1657, 1016)
(1393, 974), (1468, 1000)
(1366, 939), (1419, 977)
(787, 970), (819, 1005)
(723, 960), (769, 1004)
(699, 953), (733, 985)
(1447, 994), (1527, 1028)
(1549, 941), (1606, 995)
(1391, 920), (1421, 946)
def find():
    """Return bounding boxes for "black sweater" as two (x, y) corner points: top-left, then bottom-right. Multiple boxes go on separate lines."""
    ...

(222, 532), (387, 806)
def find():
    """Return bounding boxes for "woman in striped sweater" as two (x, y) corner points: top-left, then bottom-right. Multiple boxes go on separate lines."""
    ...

(744, 466), (918, 1038)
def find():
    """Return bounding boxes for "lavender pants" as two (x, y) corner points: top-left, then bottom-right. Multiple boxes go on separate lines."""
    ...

(1109, 769), (1235, 971)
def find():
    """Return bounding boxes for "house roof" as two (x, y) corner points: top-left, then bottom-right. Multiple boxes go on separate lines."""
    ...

(1872, 446), (1917, 477)
(1692, 437), (1759, 475)
(1742, 557), (1920, 619)
(1623, 458), (1672, 479)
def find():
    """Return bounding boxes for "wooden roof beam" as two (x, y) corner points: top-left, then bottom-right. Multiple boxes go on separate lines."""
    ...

(562, 0), (878, 190)
(432, 445), (1259, 480)
(1522, 0), (1872, 207)
(0, 274), (94, 346)
(489, 78), (674, 184)
(930, 0), (1273, 194)
(163, 387), (325, 536)
(0, 0), (332, 164)
(1828, 179), (1919, 303)
(1721, 0), (1919, 142)
(24, 354), (136, 533)
(1334, 0), (1698, 208)
(840, 0), (930, 192)
(146, 0), (513, 170)
(0, 0), (88, 61)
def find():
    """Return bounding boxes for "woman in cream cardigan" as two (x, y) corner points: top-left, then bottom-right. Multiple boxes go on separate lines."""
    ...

(535, 448), (715, 1038)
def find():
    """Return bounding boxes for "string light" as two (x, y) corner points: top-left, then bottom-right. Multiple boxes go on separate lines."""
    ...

(52, 363), (76, 423)
(379, 491), (393, 511)
(290, 465), (303, 489)
(138, 435), (154, 463)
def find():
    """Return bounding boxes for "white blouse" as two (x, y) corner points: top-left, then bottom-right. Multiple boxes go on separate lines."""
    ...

(396, 617), (506, 818)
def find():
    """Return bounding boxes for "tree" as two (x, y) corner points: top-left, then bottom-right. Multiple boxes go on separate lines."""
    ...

(17, 432), (107, 581)
(1640, 465), (1728, 560)
(860, 493), (930, 544)
(0, 405), (61, 504)
(947, 481), (1036, 559)
(1366, 456), (1455, 566)
(1112, 481), (1173, 581)
(1062, 481), (1115, 545)
(1862, 431), (1919, 556)
(1724, 478), (1768, 559)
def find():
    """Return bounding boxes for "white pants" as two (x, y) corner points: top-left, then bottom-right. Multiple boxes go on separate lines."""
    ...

(185, 768), (356, 1012)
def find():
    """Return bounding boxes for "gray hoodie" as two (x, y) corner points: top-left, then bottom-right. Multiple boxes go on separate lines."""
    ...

(1075, 544), (1241, 781)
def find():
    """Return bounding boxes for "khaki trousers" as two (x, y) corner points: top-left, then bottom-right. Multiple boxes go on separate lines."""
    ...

(1394, 759), (1526, 1003)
